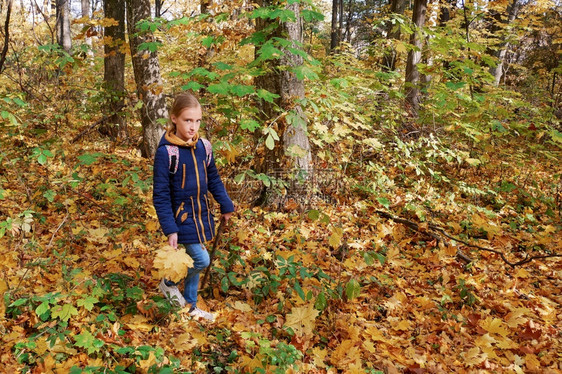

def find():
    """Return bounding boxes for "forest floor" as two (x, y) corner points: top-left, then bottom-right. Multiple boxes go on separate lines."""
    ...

(0, 130), (561, 373)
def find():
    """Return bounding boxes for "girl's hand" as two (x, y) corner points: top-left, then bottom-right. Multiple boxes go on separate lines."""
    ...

(222, 212), (233, 224)
(168, 233), (178, 249)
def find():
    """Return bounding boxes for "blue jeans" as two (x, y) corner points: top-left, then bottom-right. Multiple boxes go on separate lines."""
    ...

(165, 243), (209, 308)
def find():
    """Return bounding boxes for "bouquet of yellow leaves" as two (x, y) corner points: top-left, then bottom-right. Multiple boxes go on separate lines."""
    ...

(153, 245), (194, 283)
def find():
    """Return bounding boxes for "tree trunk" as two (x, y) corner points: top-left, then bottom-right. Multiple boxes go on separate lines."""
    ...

(489, 0), (521, 86)
(56, 0), (72, 52)
(382, 0), (407, 71)
(81, 0), (93, 55)
(155, 0), (162, 17)
(338, 0), (344, 45)
(280, 2), (312, 172)
(405, 0), (427, 116)
(330, 0), (339, 51)
(0, 0), (13, 74)
(126, 0), (168, 158)
(103, 0), (126, 139)
(254, 0), (312, 205)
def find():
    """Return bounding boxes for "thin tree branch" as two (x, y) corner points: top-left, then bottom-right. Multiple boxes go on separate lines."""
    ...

(374, 210), (561, 267)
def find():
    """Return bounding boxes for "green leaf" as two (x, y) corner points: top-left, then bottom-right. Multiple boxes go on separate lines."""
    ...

(213, 62), (233, 71)
(293, 281), (305, 301)
(550, 130), (562, 143)
(256, 89), (279, 103)
(307, 209), (320, 220)
(51, 303), (78, 322)
(77, 153), (103, 166)
(35, 301), (50, 317)
(231, 85), (255, 97)
(377, 197), (390, 209)
(257, 42), (282, 61)
(188, 67), (219, 80)
(181, 82), (204, 91)
(240, 119), (261, 132)
(301, 9), (325, 22)
(314, 292), (327, 310)
(270, 8), (296, 22)
(37, 154), (47, 165)
(374, 252), (386, 265)
(43, 190), (56, 203)
(265, 134), (275, 150)
(77, 296), (99, 311)
(137, 41), (161, 52)
(74, 330), (104, 355)
(345, 279), (361, 300)
(201, 36), (215, 48)
(207, 82), (231, 95)
(292, 65), (318, 80)
(445, 81), (466, 91)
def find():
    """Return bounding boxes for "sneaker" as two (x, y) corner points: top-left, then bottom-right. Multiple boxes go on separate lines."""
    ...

(159, 279), (186, 308)
(189, 307), (214, 321)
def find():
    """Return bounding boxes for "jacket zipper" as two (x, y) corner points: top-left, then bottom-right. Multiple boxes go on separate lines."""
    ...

(190, 197), (203, 243)
(191, 148), (207, 242)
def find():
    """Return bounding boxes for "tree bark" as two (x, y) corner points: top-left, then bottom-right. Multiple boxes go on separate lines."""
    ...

(405, 0), (427, 116)
(330, 0), (340, 51)
(0, 0), (13, 74)
(254, 0), (312, 204)
(280, 2), (312, 172)
(126, 0), (168, 158)
(56, 0), (71, 52)
(103, 0), (126, 139)
(489, 0), (521, 86)
(382, 0), (407, 71)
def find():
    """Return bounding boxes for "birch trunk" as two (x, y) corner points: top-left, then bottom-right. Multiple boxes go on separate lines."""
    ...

(126, 0), (167, 158)
(56, 0), (71, 52)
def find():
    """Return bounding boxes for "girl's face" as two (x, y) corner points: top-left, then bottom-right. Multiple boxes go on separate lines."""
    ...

(172, 106), (202, 142)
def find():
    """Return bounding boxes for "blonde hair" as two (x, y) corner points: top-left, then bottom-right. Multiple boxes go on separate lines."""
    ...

(169, 92), (201, 131)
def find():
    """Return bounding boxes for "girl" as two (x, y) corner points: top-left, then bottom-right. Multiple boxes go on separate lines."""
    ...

(153, 92), (234, 321)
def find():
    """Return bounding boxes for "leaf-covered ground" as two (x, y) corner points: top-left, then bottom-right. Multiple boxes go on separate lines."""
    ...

(1, 130), (561, 373)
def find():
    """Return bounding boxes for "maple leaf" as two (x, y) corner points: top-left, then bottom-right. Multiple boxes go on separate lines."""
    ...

(74, 330), (104, 355)
(51, 303), (78, 322)
(153, 245), (194, 283)
(461, 347), (486, 367)
(479, 317), (510, 337)
(284, 303), (319, 336)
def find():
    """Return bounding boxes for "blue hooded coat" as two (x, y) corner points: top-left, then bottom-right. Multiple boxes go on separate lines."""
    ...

(153, 133), (234, 244)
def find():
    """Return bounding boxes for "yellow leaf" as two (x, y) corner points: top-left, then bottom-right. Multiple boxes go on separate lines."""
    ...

(461, 347), (486, 367)
(395, 41), (407, 54)
(284, 303), (319, 336)
(311, 347), (328, 368)
(393, 319), (411, 331)
(506, 309), (527, 328)
(232, 301), (252, 312)
(329, 226), (343, 248)
(171, 333), (197, 352)
(87, 227), (109, 243)
(525, 354), (540, 371)
(146, 220), (159, 232)
(139, 351), (157, 371)
(153, 245), (194, 283)
(479, 317), (510, 337)
(122, 314), (154, 332)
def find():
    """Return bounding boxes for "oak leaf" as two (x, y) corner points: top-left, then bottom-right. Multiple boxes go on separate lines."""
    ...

(153, 245), (194, 283)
